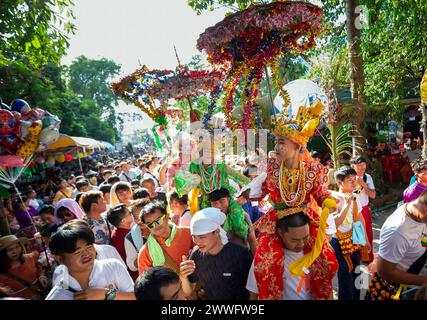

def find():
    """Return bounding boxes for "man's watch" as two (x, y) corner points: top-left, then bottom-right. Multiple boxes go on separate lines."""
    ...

(104, 286), (117, 300)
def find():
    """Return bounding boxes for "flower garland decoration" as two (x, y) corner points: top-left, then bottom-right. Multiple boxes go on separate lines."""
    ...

(111, 65), (225, 149)
(197, 1), (323, 130)
(112, 65), (224, 104)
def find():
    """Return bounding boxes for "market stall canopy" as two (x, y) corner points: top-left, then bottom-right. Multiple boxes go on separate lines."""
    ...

(44, 134), (106, 150)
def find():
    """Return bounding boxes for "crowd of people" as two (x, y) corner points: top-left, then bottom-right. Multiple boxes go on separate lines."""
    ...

(1, 110), (427, 301)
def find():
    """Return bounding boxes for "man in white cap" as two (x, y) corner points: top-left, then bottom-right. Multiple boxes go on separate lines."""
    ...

(179, 208), (253, 300)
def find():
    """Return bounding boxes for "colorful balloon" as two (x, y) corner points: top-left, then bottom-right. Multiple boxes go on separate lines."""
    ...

(17, 120), (32, 140)
(0, 109), (16, 135)
(10, 99), (31, 114)
(0, 155), (25, 167)
(55, 153), (65, 163)
(21, 109), (42, 122)
(38, 126), (59, 149)
(0, 135), (20, 154)
(41, 111), (61, 129)
(16, 121), (42, 158)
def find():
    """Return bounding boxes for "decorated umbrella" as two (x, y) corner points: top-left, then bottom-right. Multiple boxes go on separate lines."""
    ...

(197, 1), (324, 130)
(111, 64), (224, 149)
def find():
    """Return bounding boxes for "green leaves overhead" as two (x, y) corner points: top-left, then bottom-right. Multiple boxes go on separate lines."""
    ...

(0, 0), (76, 67)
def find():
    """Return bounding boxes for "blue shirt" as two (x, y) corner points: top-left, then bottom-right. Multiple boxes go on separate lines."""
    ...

(242, 202), (263, 223)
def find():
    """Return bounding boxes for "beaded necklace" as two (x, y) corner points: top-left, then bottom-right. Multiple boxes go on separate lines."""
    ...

(278, 160), (307, 207)
(199, 162), (223, 194)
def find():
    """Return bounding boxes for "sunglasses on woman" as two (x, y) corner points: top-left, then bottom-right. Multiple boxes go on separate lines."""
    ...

(144, 214), (166, 229)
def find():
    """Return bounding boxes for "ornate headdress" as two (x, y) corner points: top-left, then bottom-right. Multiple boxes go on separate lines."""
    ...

(272, 100), (324, 147)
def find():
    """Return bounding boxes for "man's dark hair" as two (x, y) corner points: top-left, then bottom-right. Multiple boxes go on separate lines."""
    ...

(131, 179), (140, 186)
(133, 188), (150, 200)
(39, 204), (55, 216)
(75, 192), (84, 206)
(99, 184), (112, 195)
(169, 192), (188, 205)
(140, 201), (167, 223)
(208, 188), (230, 202)
(49, 220), (95, 255)
(107, 175), (120, 184)
(106, 204), (128, 227)
(145, 160), (153, 169)
(115, 181), (132, 193)
(411, 156), (427, 173)
(349, 156), (367, 165)
(334, 166), (357, 183)
(310, 151), (321, 159)
(79, 191), (103, 214)
(131, 198), (151, 216)
(277, 212), (309, 233)
(134, 266), (180, 300)
(75, 179), (89, 191)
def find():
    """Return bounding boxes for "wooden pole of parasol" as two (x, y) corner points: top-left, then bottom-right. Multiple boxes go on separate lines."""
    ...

(173, 44), (194, 115)
(264, 65), (277, 124)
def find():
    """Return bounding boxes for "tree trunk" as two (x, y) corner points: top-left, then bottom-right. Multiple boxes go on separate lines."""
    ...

(330, 124), (339, 169)
(345, 0), (367, 151)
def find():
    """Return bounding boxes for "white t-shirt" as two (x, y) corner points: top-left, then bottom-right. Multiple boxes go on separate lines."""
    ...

(46, 259), (134, 300)
(379, 205), (427, 276)
(179, 209), (192, 227)
(326, 213), (337, 236)
(355, 173), (375, 207)
(119, 170), (137, 183)
(130, 167), (142, 178)
(51, 244), (126, 285)
(246, 249), (310, 300)
(331, 192), (362, 238)
(94, 244), (126, 267)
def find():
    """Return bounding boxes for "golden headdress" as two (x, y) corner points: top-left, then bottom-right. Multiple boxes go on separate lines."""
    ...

(272, 100), (325, 147)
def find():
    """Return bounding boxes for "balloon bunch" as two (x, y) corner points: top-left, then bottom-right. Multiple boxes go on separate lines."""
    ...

(0, 99), (61, 166)
(197, 1), (323, 130)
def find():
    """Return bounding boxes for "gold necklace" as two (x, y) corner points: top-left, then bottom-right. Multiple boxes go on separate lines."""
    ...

(278, 161), (306, 207)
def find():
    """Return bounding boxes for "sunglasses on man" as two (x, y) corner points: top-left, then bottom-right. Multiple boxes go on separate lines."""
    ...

(144, 214), (166, 229)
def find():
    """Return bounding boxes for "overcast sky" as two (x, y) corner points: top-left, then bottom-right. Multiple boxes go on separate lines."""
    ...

(62, 0), (228, 136)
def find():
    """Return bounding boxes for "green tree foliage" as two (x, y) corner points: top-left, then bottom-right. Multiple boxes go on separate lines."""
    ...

(0, 0), (76, 67)
(361, 0), (427, 118)
(188, 0), (264, 15)
(67, 55), (123, 141)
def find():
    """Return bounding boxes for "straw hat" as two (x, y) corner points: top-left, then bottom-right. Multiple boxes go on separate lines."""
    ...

(0, 235), (27, 252)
